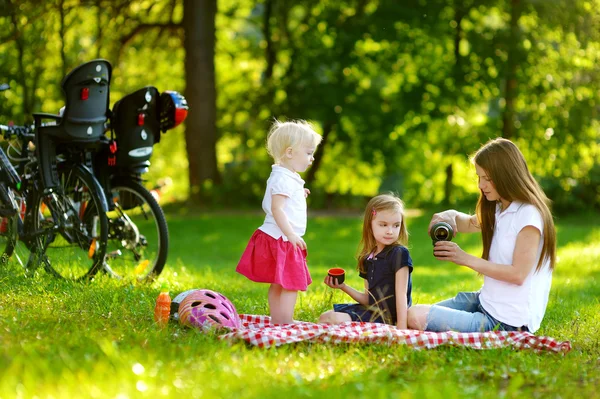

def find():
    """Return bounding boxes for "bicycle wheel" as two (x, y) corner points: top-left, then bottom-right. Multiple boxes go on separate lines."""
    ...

(0, 185), (19, 266)
(103, 179), (168, 281)
(29, 165), (108, 280)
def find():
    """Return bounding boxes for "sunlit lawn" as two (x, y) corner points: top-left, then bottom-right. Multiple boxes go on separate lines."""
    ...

(0, 209), (599, 398)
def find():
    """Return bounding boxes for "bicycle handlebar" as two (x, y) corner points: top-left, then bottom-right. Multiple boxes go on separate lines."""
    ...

(0, 124), (35, 141)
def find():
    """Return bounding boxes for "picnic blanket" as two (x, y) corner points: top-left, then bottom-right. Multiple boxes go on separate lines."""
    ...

(219, 314), (571, 353)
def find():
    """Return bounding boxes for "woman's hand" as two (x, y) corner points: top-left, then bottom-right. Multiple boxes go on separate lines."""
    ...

(433, 240), (472, 266)
(428, 210), (458, 235)
(304, 188), (311, 198)
(429, 210), (481, 235)
(287, 233), (307, 250)
(323, 275), (345, 289)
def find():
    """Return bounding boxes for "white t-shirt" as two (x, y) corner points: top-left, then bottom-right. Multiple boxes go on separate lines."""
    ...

(479, 201), (553, 333)
(258, 165), (307, 240)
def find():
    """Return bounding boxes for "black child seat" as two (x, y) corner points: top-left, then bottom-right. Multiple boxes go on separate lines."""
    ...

(32, 59), (112, 189)
(110, 86), (160, 170)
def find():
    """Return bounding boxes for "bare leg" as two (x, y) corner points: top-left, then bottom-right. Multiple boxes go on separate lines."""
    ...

(319, 310), (352, 324)
(272, 288), (298, 324)
(268, 284), (282, 322)
(269, 284), (298, 324)
(407, 305), (431, 330)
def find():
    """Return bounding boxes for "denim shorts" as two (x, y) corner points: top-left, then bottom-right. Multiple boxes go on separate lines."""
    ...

(424, 291), (529, 333)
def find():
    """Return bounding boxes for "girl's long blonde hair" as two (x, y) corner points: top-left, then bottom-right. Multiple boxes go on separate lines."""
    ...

(357, 194), (409, 274)
(473, 138), (556, 271)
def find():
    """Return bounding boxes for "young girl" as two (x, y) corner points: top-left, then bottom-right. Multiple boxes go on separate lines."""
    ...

(236, 119), (322, 324)
(319, 194), (413, 329)
(407, 138), (557, 333)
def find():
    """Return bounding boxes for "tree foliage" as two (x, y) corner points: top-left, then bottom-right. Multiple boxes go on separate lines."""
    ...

(0, 0), (598, 211)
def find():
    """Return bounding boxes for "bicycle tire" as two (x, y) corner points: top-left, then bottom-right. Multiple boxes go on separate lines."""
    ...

(29, 164), (108, 280)
(102, 178), (168, 281)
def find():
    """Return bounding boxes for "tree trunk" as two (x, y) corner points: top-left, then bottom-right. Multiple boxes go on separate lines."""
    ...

(9, 8), (31, 117)
(58, 0), (67, 77)
(444, 6), (465, 205)
(96, 0), (102, 59)
(305, 120), (333, 185)
(262, 0), (275, 81)
(502, 0), (522, 139)
(444, 163), (454, 206)
(183, 0), (220, 205)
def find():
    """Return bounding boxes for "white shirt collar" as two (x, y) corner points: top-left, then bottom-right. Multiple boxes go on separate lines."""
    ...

(272, 164), (305, 184)
(496, 200), (523, 216)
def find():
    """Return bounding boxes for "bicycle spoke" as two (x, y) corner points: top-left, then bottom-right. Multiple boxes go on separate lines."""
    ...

(104, 180), (168, 281)
(29, 166), (107, 280)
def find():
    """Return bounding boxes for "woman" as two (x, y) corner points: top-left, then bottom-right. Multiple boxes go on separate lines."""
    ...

(407, 138), (556, 333)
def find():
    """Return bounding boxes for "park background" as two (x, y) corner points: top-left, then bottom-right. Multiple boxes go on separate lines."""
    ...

(1, 0), (599, 211)
(1, 1), (599, 398)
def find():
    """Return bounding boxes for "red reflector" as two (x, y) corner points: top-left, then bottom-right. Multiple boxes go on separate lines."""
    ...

(138, 113), (145, 126)
(174, 108), (188, 127)
(81, 87), (89, 100)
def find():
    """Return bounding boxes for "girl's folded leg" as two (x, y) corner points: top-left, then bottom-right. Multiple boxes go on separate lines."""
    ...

(319, 310), (352, 324)
(434, 291), (481, 312)
(424, 305), (497, 332)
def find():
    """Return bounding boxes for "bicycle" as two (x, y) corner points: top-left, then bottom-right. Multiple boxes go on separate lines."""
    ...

(3, 61), (187, 282)
(1, 91), (108, 279)
(0, 84), (28, 266)
(25, 60), (112, 280)
(92, 86), (188, 281)
(0, 127), (29, 267)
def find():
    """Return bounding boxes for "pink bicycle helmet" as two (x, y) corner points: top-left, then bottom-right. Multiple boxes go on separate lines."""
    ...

(178, 289), (240, 330)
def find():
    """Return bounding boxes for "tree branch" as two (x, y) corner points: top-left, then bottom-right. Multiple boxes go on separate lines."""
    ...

(262, 0), (275, 81)
(120, 21), (182, 48)
(117, 21), (183, 61)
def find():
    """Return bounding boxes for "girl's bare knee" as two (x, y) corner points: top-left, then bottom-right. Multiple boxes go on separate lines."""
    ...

(407, 305), (429, 330)
(319, 311), (351, 325)
(319, 310), (335, 324)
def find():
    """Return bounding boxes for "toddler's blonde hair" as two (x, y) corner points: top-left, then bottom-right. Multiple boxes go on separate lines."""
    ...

(266, 119), (322, 163)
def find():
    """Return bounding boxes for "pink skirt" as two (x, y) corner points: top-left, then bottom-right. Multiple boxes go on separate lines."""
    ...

(236, 230), (312, 291)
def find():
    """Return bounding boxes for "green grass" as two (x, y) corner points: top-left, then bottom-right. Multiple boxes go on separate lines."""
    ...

(1, 210), (599, 398)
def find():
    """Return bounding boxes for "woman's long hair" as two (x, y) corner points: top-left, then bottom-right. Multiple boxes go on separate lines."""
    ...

(473, 138), (556, 271)
(357, 194), (409, 274)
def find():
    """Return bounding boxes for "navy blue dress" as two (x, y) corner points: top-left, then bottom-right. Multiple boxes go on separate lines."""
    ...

(333, 245), (413, 325)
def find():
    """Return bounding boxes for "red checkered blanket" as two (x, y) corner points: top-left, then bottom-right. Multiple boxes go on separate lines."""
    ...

(219, 314), (571, 353)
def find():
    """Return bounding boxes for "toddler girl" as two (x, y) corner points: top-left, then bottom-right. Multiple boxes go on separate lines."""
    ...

(236, 119), (322, 324)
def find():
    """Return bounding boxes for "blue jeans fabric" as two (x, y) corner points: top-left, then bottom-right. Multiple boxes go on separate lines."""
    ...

(424, 291), (529, 333)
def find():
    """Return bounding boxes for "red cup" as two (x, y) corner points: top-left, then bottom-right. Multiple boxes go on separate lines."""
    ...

(327, 268), (346, 285)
